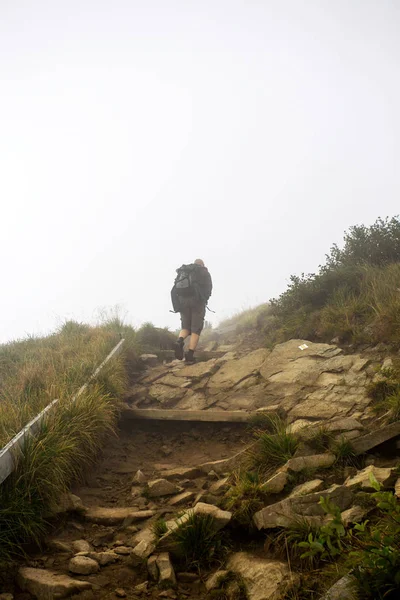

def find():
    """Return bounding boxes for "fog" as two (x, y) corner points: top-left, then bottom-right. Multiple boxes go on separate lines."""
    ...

(1, 0), (399, 341)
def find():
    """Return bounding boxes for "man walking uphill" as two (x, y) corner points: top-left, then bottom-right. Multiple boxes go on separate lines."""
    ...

(171, 259), (213, 364)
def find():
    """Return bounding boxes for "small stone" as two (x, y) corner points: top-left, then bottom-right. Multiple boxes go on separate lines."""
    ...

(147, 479), (180, 497)
(88, 551), (119, 566)
(47, 539), (72, 553)
(72, 539), (91, 553)
(69, 556), (100, 575)
(148, 555), (159, 580)
(134, 581), (148, 594)
(168, 491), (196, 506)
(261, 472), (288, 494)
(115, 588), (127, 598)
(344, 465), (395, 491)
(205, 570), (229, 591)
(290, 479), (324, 498)
(156, 552), (176, 587)
(321, 574), (357, 599)
(284, 453), (336, 472)
(161, 445), (173, 457)
(209, 477), (230, 495)
(162, 466), (204, 480)
(341, 506), (370, 526)
(113, 546), (131, 555)
(84, 507), (154, 525)
(133, 469), (147, 484)
(177, 572), (201, 583)
(395, 478), (400, 498)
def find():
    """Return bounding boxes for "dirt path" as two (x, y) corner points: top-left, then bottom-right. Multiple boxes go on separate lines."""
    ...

(10, 417), (251, 600)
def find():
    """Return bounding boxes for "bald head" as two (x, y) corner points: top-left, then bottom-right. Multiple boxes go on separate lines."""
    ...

(194, 259), (205, 267)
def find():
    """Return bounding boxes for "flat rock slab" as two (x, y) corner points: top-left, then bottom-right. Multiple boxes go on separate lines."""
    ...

(254, 485), (353, 530)
(84, 507), (153, 525)
(18, 567), (92, 600)
(352, 422), (400, 455)
(227, 552), (299, 600)
(173, 359), (218, 378)
(122, 408), (252, 422)
(208, 349), (269, 390)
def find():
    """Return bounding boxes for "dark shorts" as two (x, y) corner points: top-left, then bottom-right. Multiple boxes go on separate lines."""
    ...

(180, 304), (206, 335)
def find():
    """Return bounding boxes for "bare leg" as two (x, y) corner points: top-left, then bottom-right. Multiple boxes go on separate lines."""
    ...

(179, 329), (190, 339)
(189, 333), (200, 351)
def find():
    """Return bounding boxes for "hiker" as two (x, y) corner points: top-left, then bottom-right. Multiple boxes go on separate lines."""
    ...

(171, 259), (213, 364)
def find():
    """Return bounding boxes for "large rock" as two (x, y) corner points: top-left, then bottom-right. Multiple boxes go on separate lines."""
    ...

(352, 422), (400, 455)
(208, 349), (269, 390)
(84, 507), (153, 525)
(255, 340), (371, 419)
(254, 485), (353, 530)
(68, 556), (100, 575)
(344, 465), (395, 490)
(227, 552), (299, 600)
(18, 567), (92, 599)
(147, 479), (180, 497)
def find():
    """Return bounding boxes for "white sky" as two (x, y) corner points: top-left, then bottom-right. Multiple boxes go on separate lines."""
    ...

(1, 0), (399, 342)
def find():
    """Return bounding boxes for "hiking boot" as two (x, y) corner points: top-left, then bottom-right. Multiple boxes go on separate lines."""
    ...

(184, 350), (196, 364)
(174, 339), (184, 360)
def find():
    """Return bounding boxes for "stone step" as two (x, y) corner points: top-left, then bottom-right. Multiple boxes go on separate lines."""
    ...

(121, 408), (252, 423)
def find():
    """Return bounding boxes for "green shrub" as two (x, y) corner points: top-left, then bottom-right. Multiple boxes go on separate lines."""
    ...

(170, 512), (227, 570)
(349, 476), (400, 599)
(248, 415), (298, 473)
(266, 217), (400, 346)
(307, 426), (334, 453)
(152, 518), (168, 539)
(223, 471), (269, 527)
(135, 322), (176, 352)
(297, 497), (346, 564)
(332, 437), (358, 467)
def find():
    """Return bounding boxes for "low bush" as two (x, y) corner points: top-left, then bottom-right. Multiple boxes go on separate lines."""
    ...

(170, 512), (228, 570)
(248, 414), (298, 473)
(223, 471), (269, 527)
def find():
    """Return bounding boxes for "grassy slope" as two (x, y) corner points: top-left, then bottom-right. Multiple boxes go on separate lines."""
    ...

(220, 217), (400, 350)
(0, 318), (175, 562)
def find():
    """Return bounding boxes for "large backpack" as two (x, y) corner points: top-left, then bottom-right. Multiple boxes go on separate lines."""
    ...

(171, 264), (203, 312)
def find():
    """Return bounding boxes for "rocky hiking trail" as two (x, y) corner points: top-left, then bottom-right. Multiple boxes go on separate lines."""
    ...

(5, 339), (400, 600)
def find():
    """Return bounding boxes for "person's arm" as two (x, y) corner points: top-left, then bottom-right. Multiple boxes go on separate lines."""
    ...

(205, 271), (213, 300)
